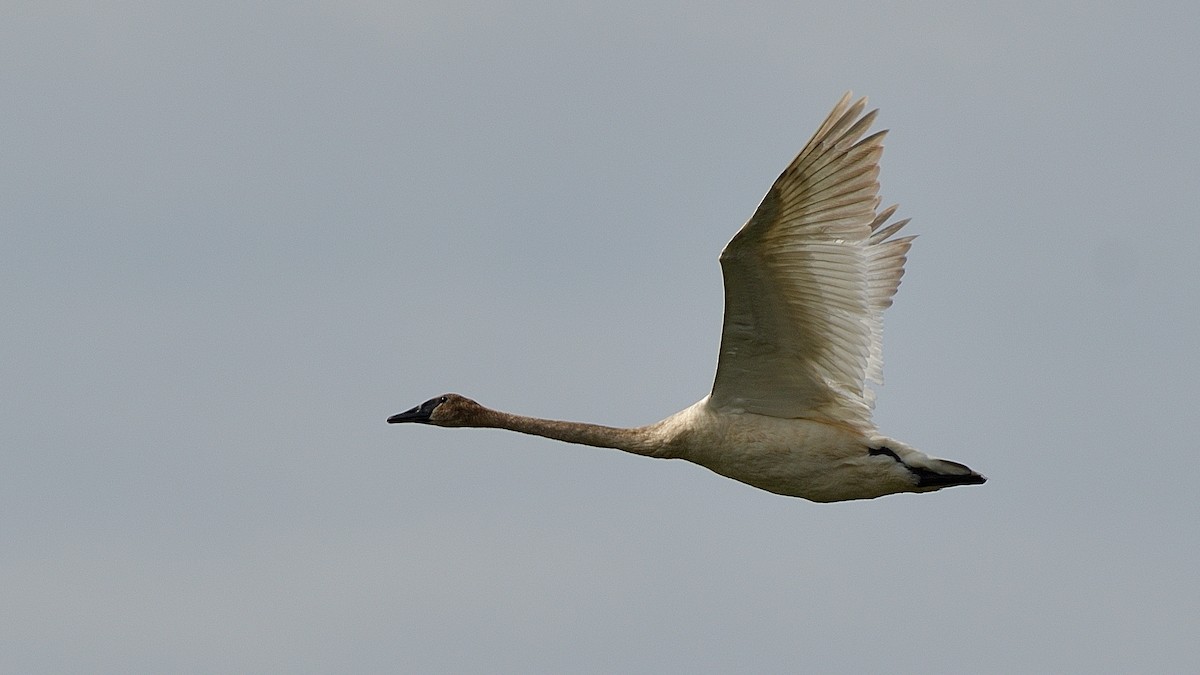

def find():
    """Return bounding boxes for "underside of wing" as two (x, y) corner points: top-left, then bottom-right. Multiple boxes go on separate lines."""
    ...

(710, 93), (913, 429)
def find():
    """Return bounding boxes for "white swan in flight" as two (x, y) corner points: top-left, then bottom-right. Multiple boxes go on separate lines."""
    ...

(390, 93), (986, 502)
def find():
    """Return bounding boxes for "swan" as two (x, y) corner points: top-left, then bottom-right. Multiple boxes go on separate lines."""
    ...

(389, 93), (986, 502)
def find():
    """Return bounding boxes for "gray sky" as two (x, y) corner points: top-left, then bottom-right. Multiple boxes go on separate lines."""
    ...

(4, 1), (1198, 672)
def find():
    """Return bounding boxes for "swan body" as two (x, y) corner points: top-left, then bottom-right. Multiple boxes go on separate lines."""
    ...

(390, 93), (986, 502)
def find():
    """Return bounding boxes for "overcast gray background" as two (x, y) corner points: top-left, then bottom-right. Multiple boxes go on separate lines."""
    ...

(4, 1), (1198, 673)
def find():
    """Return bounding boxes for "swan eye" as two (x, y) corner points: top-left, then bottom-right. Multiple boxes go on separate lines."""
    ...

(438, 396), (448, 404)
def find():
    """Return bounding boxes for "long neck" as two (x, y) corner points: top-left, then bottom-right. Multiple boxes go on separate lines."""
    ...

(475, 408), (665, 457)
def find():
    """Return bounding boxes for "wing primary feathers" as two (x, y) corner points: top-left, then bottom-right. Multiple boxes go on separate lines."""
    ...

(710, 93), (914, 428)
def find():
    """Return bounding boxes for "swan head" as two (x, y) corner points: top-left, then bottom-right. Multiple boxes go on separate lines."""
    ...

(387, 393), (484, 427)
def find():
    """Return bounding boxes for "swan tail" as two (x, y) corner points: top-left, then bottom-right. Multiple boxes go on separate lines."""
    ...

(906, 458), (987, 489)
(868, 442), (987, 491)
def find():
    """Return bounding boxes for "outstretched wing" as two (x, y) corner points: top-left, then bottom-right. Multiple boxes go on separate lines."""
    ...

(710, 93), (913, 431)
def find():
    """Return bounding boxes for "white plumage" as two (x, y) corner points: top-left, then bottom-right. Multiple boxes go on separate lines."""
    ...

(390, 93), (986, 502)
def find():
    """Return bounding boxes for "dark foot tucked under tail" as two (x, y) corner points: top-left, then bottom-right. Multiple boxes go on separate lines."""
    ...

(869, 447), (987, 490)
(909, 464), (987, 489)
